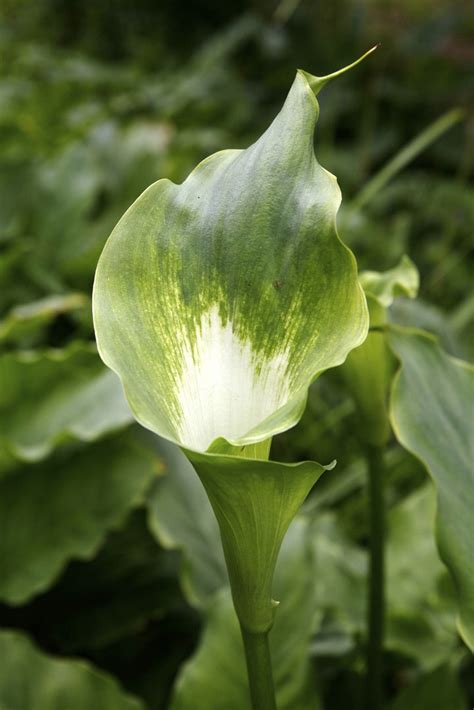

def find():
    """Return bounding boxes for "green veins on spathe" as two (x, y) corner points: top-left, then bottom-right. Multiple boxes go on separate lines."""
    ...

(93, 51), (375, 455)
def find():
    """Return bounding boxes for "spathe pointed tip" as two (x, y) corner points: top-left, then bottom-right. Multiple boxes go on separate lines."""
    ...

(299, 44), (379, 97)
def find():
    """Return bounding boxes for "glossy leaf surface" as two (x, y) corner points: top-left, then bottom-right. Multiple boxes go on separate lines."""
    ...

(389, 328), (474, 649)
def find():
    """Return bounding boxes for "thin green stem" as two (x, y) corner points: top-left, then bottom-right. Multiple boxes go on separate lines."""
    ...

(352, 108), (464, 210)
(366, 444), (385, 710)
(240, 626), (277, 710)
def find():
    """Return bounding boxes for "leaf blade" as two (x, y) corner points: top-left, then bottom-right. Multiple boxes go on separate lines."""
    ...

(0, 630), (144, 710)
(0, 434), (158, 604)
(0, 344), (133, 471)
(389, 328), (474, 649)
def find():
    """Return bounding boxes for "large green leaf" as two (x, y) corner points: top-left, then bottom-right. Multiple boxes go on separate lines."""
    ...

(0, 433), (158, 604)
(0, 629), (144, 710)
(7, 508), (182, 653)
(93, 55), (371, 454)
(389, 297), (463, 358)
(0, 344), (133, 471)
(170, 518), (321, 710)
(389, 328), (474, 650)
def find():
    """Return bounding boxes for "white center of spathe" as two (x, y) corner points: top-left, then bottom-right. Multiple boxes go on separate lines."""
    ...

(176, 306), (290, 452)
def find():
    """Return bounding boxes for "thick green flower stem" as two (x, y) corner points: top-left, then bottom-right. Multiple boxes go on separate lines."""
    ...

(366, 444), (385, 710)
(241, 626), (277, 710)
(185, 449), (328, 710)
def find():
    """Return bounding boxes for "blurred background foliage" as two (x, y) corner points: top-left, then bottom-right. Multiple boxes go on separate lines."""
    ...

(0, 0), (473, 708)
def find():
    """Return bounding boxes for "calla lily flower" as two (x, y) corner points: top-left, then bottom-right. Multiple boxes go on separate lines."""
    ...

(93, 49), (375, 708)
(93, 52), (374, 457)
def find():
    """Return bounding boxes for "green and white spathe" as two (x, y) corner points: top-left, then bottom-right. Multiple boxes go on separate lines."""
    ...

(94, 52), (375, 705)
(93, 52), (375, 455)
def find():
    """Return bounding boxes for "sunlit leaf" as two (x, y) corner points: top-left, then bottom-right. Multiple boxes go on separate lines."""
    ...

(0, 344), (133, 472)
(0, 433), (159, 604)
(389, 328), (474, 650)
(0, 629), (144, 710)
